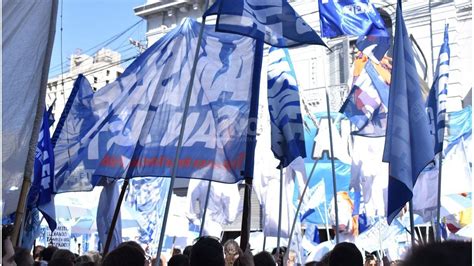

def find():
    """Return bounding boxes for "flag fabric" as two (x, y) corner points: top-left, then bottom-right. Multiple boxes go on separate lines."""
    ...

(124, 177), (171, 255)
(350, 135), (388, 217)
(426, 24), (450, 156)
(445, 105), (471, 154)
(383, 0), (435, 224)
(340, 53), (391, 136)
(27, 108), (56, 231)
(318, 0), (387, 38)
(185, 179), (241, 237)
(97, 181), (123, 252)
(205, 0), (326, 48)
(53, 18), (263, 193)
(267, 47), (306, 168)
(318, 0), (389, 61)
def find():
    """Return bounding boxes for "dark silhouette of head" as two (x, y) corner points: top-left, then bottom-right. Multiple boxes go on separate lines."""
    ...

(169, 254), (190, 266)
(50, 249), (76, 264)
(183, 245), (193, 257)
(253, 251), (275, 266)
(271, 246), (287, 266)
(328, 242), (363, 266)
(48, 257), (74, 266)
(402, 241), (472, 266)
(190, 236), (224, 266)
(14, 247), (34, 266)
(33, 245), (45, 261)
(41, 245), (59, 261)
(102, 242), (146, 266)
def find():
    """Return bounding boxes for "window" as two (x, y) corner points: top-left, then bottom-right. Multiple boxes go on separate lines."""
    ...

(116, 71), (122, 78)
(94, 77), (98, 83)
(106, 70), (110, 76)
(106, 80), (109, 84)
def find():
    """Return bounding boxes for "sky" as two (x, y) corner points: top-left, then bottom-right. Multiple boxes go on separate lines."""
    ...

(49, 0), (147, 78)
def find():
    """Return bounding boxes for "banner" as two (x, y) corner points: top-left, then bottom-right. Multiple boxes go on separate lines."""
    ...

(53, 18), (261, 192)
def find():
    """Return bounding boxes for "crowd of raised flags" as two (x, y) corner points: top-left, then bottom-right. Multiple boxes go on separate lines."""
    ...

(7, 0), (471, 263)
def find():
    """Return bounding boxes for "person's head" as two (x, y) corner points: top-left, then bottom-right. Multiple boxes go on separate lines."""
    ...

(271, 246), (287, 266)
(253, 251), (275, 266)
(168, 254), (189, 266)
(84, 251), (102, 266)
(41, 245), (59, 261)
(365, 254), (378, 266)
(50, 249), (76, 264)
(49, 257), (74, 266)
(402, 241), (471, 266)
(328, 242), (363, 266)
(102, 243), (148, 266)
(190, 236), (224, 266)
(223, 239), (240, 266)
(14, 247), (34, 266)
(33, 246), (45, 261)
(316, 251), (331, 266)
(75, 254), (92, 265)
(183, 246), (193, 257)
(172, 248), (182, 256)
(287, 250), (297, 266)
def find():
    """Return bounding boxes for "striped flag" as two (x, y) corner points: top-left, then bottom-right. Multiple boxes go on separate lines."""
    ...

(205, 0), (326, 48)
(267, 47), (306, 168)
(427, 24), (450, 156)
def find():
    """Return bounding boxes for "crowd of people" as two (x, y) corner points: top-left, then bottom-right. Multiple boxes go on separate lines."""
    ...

(2, 227), (472, 266)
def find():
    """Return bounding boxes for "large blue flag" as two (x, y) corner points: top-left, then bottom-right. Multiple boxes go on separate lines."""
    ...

(318, 0), (389, 60)
(27, 108), (57, 231)
(205, 0), (326, 48)
(53, 18), (262, 192)
(382, 0), (435, 224)
(426, 24), (450, 156)
(267, 47), (306, 168)
(340, 58), (390, 136)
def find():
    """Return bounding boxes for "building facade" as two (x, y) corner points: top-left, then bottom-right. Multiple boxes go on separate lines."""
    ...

(133, 0), (472, 113)
(46, 48), (125, 125)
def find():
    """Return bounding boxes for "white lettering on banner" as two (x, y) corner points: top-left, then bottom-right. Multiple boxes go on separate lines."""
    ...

(312, 117), (351, 164)
(45, 224), (71, 249)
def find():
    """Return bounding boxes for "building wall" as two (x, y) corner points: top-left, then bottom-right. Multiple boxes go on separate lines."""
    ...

(46, 48), (125, 126)
(134, 0), (472, 113)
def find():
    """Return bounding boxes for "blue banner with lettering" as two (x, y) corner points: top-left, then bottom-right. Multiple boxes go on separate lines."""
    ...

(53, 18), (261, 192)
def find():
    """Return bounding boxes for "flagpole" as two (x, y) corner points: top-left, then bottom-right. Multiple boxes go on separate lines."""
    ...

(199, 180), (212, 237)
(11, 0), (58, 246)
(409, 200), (416, 247)
(276, 168), (284, 256)
(285, 160), (318, 262)
(428, 0), (435, 79)
(322, 52), (340, 244)
(323, 197), (331, 241)
(103, 180), (128, 255)
(239, 177), (253, 251)
(155, 4), (209, 262)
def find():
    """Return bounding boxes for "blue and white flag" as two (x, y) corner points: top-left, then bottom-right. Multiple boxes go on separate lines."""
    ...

(382, 0), (435, 224)
(318, 0), (387, 38)
(426, 24), (450, 156)
(205, 0), (326, 48)
(97, 181), (122, 252)
(340, 60), (389, 136)
(124, 177), (171, 255)
(318, 0), (389, 60)
(53, 18), (263, 192)
(267, 47), (306, 168)
(27, 108), (56, 231)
